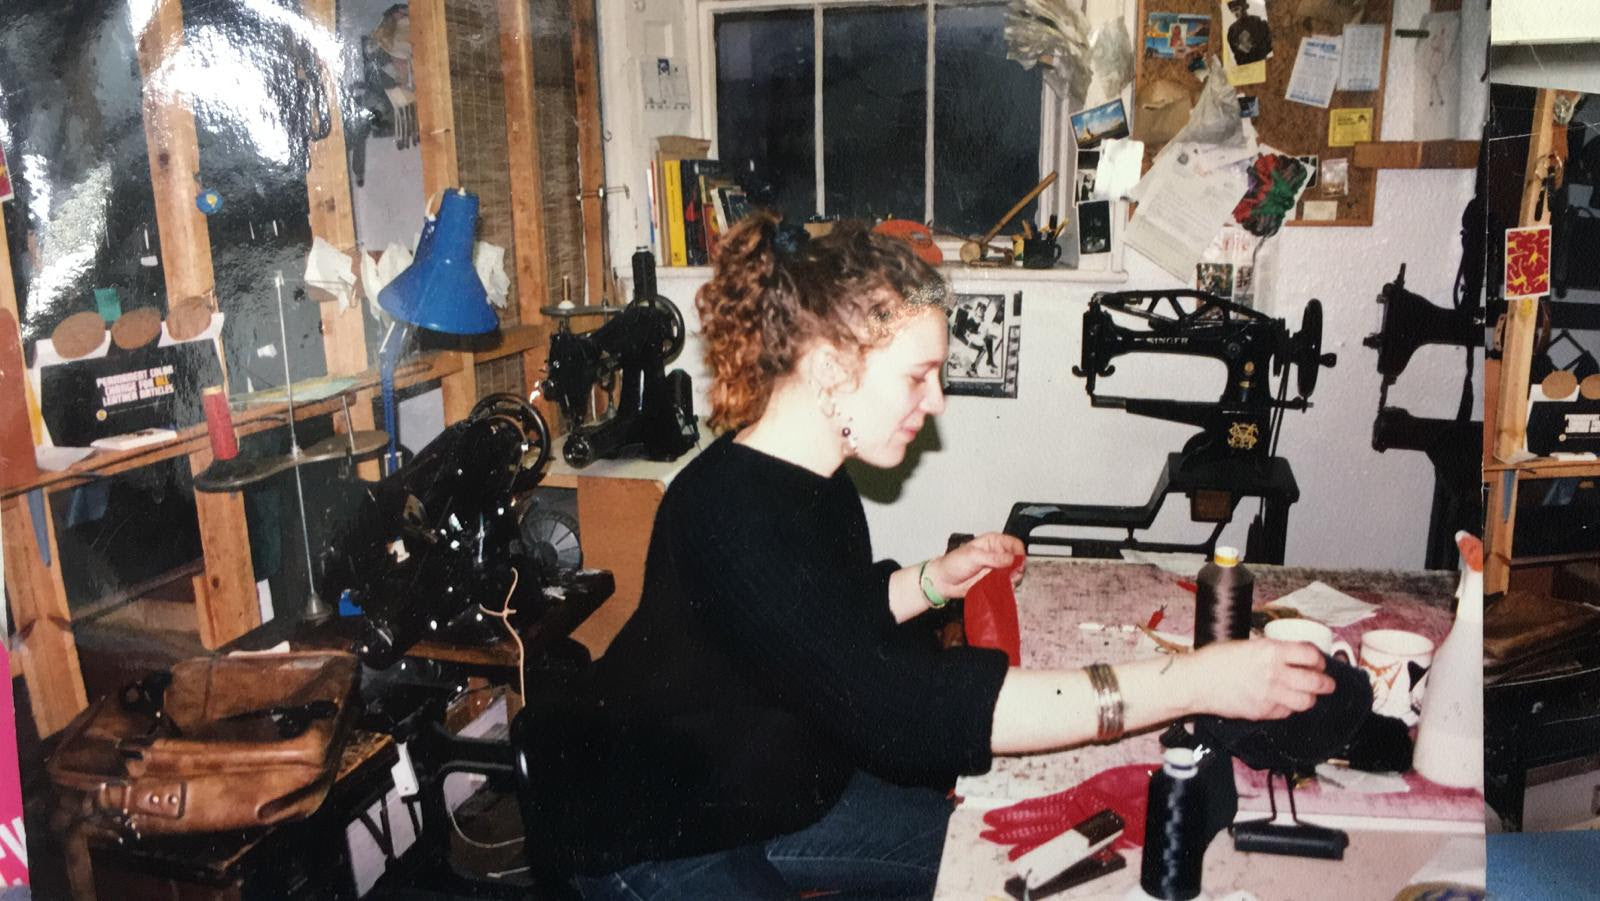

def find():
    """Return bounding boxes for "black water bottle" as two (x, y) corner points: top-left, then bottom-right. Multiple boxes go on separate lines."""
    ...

(1140, 747), (1207, 900)
(1193, 546), (1254, 648)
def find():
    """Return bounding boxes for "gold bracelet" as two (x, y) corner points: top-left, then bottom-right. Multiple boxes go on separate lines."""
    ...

(1085, 663), (1124, 742)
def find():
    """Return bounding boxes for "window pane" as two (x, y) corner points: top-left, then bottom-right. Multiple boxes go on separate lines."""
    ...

(934, 4), (1043, 236)
(716, 11), (815, 224)
(823, 5), (926, 222)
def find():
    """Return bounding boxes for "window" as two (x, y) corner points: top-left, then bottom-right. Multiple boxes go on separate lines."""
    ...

(706, 0), (1053, 237)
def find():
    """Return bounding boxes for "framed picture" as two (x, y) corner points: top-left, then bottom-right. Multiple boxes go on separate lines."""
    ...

(945, 292), (1021, 399)
(1077, 200), (1111, 255)
(1069, 99), (1129, 149)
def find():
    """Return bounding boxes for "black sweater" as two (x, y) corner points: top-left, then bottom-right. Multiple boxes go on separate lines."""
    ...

(530, 434), (1010, 873)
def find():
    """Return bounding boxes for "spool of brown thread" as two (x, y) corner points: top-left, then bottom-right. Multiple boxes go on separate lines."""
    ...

(202, 386), (238, 461)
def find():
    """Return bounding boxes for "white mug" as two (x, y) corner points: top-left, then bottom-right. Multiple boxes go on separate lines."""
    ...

(1263, 618), (1354, 663)
(1358, 629), (1435, 725)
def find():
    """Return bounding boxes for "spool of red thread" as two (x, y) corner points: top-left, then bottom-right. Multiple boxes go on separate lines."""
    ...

(202, 385), (238, 461)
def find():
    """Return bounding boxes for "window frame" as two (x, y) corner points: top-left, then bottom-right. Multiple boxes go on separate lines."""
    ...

(693, 0), (1073, 237)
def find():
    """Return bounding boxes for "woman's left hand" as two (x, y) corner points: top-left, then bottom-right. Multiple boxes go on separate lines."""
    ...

(928, 533), (1026, 599)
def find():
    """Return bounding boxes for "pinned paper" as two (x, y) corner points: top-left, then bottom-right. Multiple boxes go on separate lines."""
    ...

(360, 242), (414, 318)
(1505, 226), (1552, 298)
(1327, 107), (1373, 147)
(1221, 0), (1272, 85)
(1093, 138), (1145, 201)
(1286, 36), (1342, 108)
(473, 241), (511, 309)
(303, 236), (358, 310)
(1337, 24), (1385, 92)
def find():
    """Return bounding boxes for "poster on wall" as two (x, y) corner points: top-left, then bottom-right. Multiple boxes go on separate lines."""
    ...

(945, 292), (1021, 399)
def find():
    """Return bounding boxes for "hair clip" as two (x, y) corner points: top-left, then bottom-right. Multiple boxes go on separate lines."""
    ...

(773, 222), (810, 258)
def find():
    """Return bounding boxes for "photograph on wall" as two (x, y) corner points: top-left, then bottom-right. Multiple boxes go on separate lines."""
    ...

(1144, 12), (1210, 59)
(1320, 157), (1350, 196)
(1221, 0), (1272, 67)
(1196, 262), (1235, 298)
(945, 293), (1021, 399)
(1075, 149), (1101, 202)
(1069, 99), (1129, 149)
(1078, 200), (1111, 254)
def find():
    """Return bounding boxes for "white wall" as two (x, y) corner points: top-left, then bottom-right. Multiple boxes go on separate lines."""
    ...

(597, 0), (1489, 571)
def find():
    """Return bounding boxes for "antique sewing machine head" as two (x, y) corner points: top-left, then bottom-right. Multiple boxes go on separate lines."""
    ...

(542, 249), (698, 468)
(319, 393), (611, 669)
(1073, 290), (1336, 467)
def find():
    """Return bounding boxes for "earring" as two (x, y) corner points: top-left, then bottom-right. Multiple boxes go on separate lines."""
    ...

(816, 386), (859, 454)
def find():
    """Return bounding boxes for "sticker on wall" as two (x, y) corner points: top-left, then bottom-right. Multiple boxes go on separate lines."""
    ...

(945, 292), (1021, 399)
(1505, 225), (1552, 299)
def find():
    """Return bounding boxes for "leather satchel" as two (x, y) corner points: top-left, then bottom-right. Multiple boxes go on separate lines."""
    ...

(48, 651), (360, 836)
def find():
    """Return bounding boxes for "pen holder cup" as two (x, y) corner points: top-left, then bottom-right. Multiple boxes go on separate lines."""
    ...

(1022, 237), (1062, 269)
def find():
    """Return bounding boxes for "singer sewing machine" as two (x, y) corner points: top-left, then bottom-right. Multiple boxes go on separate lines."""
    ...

(542, 250), (698, 468)
(1364, 264), (1482, 570)
(1005, 290), (1336, 564)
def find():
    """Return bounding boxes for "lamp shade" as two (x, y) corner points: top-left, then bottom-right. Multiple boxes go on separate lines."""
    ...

(378, 189), (498, 335)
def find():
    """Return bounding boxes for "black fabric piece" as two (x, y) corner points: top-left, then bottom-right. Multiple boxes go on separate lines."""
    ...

(1194, 654), (1372, 775)
(526, 433), (1010, 874)
(1338, 713), (1413, 773)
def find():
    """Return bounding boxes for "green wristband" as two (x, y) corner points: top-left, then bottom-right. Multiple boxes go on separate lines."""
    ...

(919, 560), (949, 609)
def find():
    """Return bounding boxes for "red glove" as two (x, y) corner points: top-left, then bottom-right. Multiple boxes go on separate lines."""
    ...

(964, 559), (1023, 666)
(979, 763), (1158, 859)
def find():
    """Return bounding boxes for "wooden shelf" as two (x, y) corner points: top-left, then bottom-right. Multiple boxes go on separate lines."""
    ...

(1484, 457), (1600, 480)
(1352, 140), (1480, 170)
(2, 351), (462, 500)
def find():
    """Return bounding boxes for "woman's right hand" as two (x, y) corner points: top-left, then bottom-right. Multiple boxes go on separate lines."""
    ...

(1184, 639), (1335, 721)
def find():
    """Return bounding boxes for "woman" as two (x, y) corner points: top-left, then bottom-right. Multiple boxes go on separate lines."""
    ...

(531, 213), (1332, 901)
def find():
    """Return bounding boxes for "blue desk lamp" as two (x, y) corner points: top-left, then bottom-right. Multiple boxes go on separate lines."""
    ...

(376, 188), (498, 474)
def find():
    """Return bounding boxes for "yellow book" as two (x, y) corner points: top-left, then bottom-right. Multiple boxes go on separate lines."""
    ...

(663, 159), (687, 267)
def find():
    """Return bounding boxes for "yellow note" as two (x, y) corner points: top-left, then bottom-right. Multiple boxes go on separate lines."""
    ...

(1328, 108), (1374, 147)
(1226, 60), (1267, 86)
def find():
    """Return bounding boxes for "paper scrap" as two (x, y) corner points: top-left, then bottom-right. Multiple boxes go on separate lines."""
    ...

(1337, 24), (1385, 92)
(34, 445), (94, 471)
(1407, 836), (1486, 891)
(1415, 12), (1463, 141)
(1093, 137), (1145, 201)
(473, 241), (511, 309)
(1120, 548), (1208, 576)
(1222, 0), (1272, 85)
(1285, 36), (1342, 108)
(1328, 107), (1374, 147)
(304, 236), (358, 311)
(1264, 580), (1378, 627)
(1302, 199), (1340, 221)
(1126, 146), (1249, 281)
(1315, 763), (1411, 794)
(361, 241), (414, 318)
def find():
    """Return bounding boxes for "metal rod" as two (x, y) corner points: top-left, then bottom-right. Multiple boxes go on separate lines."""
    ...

(275, 272), (332, 622)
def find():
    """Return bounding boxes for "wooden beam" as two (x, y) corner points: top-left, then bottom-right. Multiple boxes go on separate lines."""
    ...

(1351, 140), (1479, 170)
(303, 0), (378, 479)
(498, 0), (556, 420)
(410, 0), (476, 422)
(570, 0), (609, 306)
(187, 448), (261, 648)
(136, 0), (214, 304)
(1494, 90), (1559, 462)
(0, 198), (43, 447)
(2, 494), (87, 735)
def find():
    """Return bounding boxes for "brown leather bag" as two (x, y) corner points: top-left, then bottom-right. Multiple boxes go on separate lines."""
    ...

(48, 651), (360, 836)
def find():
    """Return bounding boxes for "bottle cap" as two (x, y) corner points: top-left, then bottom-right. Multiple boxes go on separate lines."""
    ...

(1162, 746), (1198, 778)
(1213, 546), (1240, 566)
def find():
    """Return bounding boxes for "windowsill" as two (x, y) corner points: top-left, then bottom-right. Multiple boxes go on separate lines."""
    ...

(654, 265), (1129, 285)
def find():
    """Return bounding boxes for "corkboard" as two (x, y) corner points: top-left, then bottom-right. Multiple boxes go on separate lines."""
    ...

(1133, 0), (1392, 227)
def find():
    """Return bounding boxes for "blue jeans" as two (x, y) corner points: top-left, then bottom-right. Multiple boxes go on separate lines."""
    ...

(574, 770), (953, 900)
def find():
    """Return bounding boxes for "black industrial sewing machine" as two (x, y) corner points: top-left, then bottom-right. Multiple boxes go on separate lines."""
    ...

(543, 249), (698, 468)
(1363, 264), (1482, 570)
(1005, 290), (1335, 564)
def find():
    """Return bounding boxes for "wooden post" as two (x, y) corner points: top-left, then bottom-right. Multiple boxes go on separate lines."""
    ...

(137, 0), (215, 308)
(409, 0), (476, 422)
(303, 0), (379, 479)
(2, 494), (88, 735)
(137, 0), (260, 647)
(498, 0), (557, 422)
(571, 0), (609, 306)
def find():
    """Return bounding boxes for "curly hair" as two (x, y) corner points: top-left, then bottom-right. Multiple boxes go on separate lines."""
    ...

(695, 212), (948, 431)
